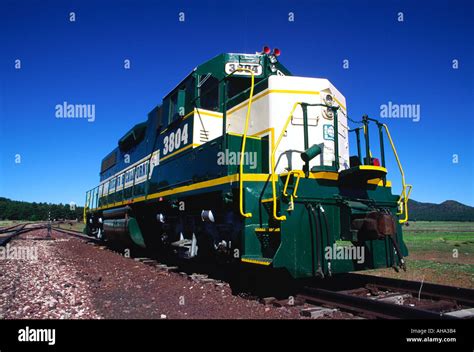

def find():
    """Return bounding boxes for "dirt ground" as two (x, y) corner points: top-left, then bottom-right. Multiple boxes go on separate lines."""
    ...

(0, 229), (302, 319)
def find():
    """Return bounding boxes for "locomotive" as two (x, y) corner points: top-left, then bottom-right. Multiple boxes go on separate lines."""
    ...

(84, 47), (412, 279)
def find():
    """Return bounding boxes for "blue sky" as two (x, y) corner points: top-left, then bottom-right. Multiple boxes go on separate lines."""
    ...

(0, 0), (473, 206)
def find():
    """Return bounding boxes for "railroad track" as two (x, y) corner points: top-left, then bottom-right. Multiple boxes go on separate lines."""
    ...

(51, 226), (231, 287)
(49, 224), (474, 320)
(52, 226), (101, 243)
(0, 223), (29, 234)
(298, 287), (449, 319)
(0, 223), (43, 246)
(296, 274), (474, 319)
(342, 273), (474, 307)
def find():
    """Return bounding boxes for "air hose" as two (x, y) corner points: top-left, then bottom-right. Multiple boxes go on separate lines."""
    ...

(317, 204), (332, 277)
(389, 235), (407, 271)
(307, 203), (324, 278)
(381, 208), (406, 272)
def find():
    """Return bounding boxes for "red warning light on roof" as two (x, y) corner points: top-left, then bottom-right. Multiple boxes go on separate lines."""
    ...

(263, 46), (271, 54)
(273, 48), (281, 56)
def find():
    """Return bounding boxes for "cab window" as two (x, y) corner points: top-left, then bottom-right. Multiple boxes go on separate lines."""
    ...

(199, 74), (219, 111)
(227, 77), (262, 99)
(169, 93), (178, 121)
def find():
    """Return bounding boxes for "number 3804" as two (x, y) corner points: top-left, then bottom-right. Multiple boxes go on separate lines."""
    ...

(163, 124), (189, 155)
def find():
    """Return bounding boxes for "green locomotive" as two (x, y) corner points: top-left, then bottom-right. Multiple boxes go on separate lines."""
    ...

(84, 47), (412, 278)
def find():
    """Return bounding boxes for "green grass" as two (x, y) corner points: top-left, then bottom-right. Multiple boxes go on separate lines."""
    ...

(364, 222), (474, 288)
(0, 220), (29, 227)
(403, 221), (474, 253)
(405, 221), (474, 233)
(404, 231), (474, 253)
(56, 222), (85, 233)
(406, 259), (474, 274)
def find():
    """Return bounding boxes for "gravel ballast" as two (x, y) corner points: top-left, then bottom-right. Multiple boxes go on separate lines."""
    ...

(0, 229), (302, 319)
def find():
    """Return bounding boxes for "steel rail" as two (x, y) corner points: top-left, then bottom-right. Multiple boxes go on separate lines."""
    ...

(343, 273), (474, 307)
(52, 227), (101, 243)
(0, 224), (45, 246)
(299, 286), (453, 319)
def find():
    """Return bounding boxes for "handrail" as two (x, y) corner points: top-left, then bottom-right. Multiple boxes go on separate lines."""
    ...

(362, 124), (373, 160)
(382, 123), (412, 223)
(283, 170), (304, 198)
(271, 102), (303, 221)
(233, 68), (255, 218)
(83, 191), (89, 224)
(226, 76), (269, 107)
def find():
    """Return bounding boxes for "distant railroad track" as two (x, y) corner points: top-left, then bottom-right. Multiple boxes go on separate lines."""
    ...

(0, 223), (42, 246)
(0, 223), (29, 234)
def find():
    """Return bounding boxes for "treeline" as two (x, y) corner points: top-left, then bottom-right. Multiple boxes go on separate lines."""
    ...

(0, 197), (83, 221)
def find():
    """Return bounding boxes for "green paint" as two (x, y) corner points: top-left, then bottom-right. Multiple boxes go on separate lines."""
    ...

(128, 217), (146, 248)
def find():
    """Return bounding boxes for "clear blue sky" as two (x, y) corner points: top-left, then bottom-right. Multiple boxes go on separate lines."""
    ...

(1, 0), (473, 206)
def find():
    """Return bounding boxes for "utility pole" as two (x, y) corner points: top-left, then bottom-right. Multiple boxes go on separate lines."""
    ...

(47, 210), (52, 239)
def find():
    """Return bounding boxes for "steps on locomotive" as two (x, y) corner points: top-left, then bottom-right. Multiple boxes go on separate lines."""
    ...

(260, 173), (298, 219)
(260, 199), (283, 228)
(241, 256), (273, 266)
(171, 233), (198, 259)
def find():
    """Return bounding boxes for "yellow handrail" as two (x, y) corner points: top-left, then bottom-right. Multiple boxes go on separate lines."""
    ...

(283, 170), (304, 198)
(382, 124), (412, 223)
(83, 191), (89, 224)
(235, 68), (255, 218)
(271, 102), (303, 221)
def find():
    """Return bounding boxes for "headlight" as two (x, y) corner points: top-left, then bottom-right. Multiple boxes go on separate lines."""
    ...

(325, 94), (333, 106)
(268, 55), (277, 64)
(270, 64), (277, 72)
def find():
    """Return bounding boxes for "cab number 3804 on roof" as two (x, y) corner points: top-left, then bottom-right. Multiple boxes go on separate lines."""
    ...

(225, 62), (263, 75)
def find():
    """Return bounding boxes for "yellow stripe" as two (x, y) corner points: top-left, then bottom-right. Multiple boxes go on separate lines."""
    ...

(146, 173), (270, 201)
(95, 174), (270, 211)
(334, 96), (346, 111)
(241, 258), (272, 266)
(227, 89), (349, 116)
(181, 110), (195, 120)
(92, 172), (391, 212)
(359, 165), (387, 172)
(308, 171), (339, 181)
(368, 178), (392, 187)
(227, 132), (261, 140)
(161, 109), (223, 135)
(251, 127), (275, 150)
(227, 89), (321, 116)
(183, 109), (223, 121)
(160, 143), (199, 162)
